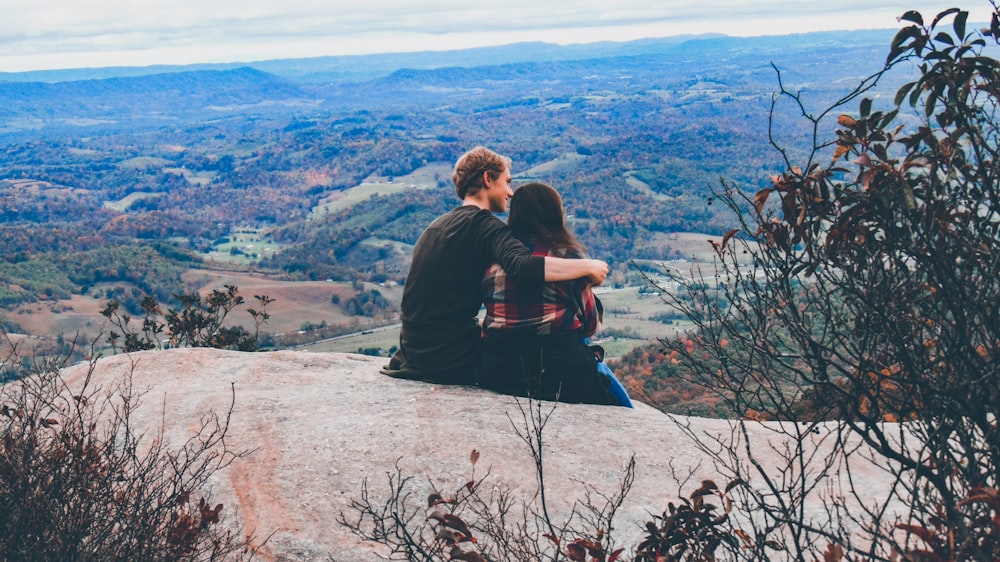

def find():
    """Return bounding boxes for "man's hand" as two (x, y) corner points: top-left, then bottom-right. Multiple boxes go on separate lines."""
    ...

(543, 256), (610, 284)
(585, 259), (609, 286)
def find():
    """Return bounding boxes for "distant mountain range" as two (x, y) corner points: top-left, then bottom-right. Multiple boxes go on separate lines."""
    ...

(0, 28), (898, 85)
(0, 29), (906, 137)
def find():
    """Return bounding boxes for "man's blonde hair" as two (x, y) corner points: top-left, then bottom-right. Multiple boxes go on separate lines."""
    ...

(452, 146), (511, 199)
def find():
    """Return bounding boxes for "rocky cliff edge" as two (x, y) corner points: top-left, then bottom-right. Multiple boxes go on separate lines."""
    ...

(58, 348), (892, 561)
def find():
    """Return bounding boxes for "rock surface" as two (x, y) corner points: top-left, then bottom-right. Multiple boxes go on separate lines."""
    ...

(58, 348), (893, 561)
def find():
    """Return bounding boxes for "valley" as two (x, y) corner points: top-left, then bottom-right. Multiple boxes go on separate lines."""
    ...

(0, 28), (909, 364)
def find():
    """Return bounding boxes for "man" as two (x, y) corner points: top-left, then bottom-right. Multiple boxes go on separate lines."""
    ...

(382, 146), (609, 384)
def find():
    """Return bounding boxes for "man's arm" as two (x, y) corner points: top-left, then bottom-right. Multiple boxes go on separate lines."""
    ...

(543, 256), (608, 285)
(477, 210), (607, 285)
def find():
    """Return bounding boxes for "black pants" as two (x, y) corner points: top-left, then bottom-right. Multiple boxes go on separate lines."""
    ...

(478, 332), (614, 405)
(382, 322), (480, 385)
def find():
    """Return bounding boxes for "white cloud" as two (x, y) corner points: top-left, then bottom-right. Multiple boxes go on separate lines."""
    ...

(0, 1), (993, 72)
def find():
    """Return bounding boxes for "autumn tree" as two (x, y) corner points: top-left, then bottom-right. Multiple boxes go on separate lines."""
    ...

(647, 6), (1000, 561)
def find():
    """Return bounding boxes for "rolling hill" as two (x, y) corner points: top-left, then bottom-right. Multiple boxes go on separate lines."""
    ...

(0, 27), (920, 352)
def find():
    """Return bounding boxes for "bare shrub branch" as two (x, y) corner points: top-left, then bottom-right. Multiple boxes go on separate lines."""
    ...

(0, 329), (261, 561)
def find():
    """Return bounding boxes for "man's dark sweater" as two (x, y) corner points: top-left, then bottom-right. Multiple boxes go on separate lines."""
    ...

(383, 205), (545, 384)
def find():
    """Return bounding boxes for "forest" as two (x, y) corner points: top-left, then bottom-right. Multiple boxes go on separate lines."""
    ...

(0, 27), (929, 412)
(0, 28), (907, 306)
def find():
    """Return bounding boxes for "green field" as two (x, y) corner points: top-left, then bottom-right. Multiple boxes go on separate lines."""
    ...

(309, 162), (452, 218)
(102, 192), (163, 212)
(310, 182), (413, 218)
(301, 325), (400, 355)
(202, 228), (282, 265)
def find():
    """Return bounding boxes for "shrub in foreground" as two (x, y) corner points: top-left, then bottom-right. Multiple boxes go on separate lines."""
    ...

(0, 332), (259, 561)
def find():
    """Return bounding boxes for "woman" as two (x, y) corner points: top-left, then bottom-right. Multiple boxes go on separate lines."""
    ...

(479, 182), (631, 406)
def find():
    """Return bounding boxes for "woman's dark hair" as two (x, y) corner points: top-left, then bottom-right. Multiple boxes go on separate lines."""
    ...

(508, 182), (584, 253)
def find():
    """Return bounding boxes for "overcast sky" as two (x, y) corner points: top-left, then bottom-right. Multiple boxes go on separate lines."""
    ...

(0, 1), (992, 72)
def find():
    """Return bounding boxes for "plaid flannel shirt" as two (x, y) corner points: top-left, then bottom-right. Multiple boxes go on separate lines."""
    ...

(481, 243), (599, 338)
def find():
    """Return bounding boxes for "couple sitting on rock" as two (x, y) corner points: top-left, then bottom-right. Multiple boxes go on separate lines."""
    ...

(382, 146), (632, 407)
